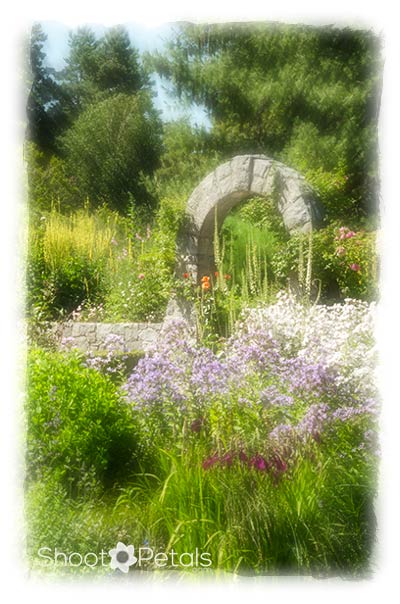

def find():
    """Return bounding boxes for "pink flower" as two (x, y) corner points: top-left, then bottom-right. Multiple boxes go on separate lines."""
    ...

(350, 263), (361, 272)
(138, 273), (145, 279)
(239, 451), (248, 463)
(202, 454), (219, 470)
(250, 454), (267, 471)
(345, 231), (356, 239)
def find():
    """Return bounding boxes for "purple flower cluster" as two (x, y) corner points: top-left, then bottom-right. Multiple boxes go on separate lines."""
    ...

(259, 385), (294, 407)
(279, 358), (339, 398)
(85, 333), (128, 374)
(269, 401), (377, 449)
(297, 403), (330, 441)
(190, 348), (230, 397)
(122, 309), (377, 456)
(124, 319), (233, 411)
(123, 353), (189, 411)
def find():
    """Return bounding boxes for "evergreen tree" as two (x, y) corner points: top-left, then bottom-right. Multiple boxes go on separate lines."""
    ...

(95, 26), (148, 94)
(26, 23), (66, 152)
(149, 23), (382, 219)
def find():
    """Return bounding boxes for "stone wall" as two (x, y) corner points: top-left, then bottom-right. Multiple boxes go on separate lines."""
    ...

(51, 321), (163, 352)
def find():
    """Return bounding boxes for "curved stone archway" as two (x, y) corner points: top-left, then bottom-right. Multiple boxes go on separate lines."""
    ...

(175, 154), (323, 283)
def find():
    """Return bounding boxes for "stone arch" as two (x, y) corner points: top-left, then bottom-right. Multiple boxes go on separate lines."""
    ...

(175, 154), (323, 283)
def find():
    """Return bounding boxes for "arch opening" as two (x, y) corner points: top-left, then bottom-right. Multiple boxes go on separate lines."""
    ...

(175, 154), (323, 285)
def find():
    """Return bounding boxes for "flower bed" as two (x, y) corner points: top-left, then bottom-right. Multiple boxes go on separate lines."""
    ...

(26, 293), (378, 576)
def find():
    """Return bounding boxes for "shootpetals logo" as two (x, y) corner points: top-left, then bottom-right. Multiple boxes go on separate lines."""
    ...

(109, 542), (137, 573)
(37, 543), (212, 571)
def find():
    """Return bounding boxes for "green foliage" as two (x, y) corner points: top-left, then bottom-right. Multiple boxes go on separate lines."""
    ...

(61, 25), (148, 118)
(60, 93), (163, 212)
(26, 208), (118, 320)
(104, 196), (185, 321)
(26, 348), (141, 494)
(25, 142), (81, 215)
(221, 196), (287, 285)
(149, 22), (381, 221)
(27, 199), (185, 323)
(155, 119), (222, 198)
(26, 387), (376, 575)
(271, 224), (378, 301)
(26, 23), (68, 153)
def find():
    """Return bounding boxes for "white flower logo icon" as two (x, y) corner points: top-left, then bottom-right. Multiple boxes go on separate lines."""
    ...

(109, 542), (137, 573)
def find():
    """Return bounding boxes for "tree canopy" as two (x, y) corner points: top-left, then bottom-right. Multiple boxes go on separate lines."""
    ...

(26, 21), (382, 222)
(60, 92), (162, 212)
(149, 22), (382, 219)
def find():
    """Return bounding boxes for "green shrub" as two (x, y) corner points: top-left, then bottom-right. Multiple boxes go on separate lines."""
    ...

(27, 198), (185, 323)
(104, 195), (185, 321)
(271, 224), (378, 301)
(25, 141), (82, 216)
(26, 348), (142, 494)
(60, 92), (163, 213)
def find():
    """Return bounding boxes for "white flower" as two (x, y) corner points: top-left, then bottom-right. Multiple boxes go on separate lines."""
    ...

(109, 542), (137, 573)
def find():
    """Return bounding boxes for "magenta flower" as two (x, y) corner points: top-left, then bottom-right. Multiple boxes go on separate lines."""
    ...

(250, 454), (267, 471)
(350, 263), (361, 272)
(272, 456), (287, 473)
(220, 452), (234, 466)
(239, 450), (248, 463)
(202, 454), (219, 470)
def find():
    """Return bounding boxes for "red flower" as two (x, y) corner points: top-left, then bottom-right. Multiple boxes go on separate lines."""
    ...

(350, 263), (361, 272)
(202, 454), (219, 470)
(183, 272), (189, 279)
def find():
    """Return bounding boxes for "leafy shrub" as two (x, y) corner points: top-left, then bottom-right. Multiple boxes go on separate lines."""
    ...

(60, 92), (163, 212)
(104, 195), (185, 321)
(271, 224), (378, 301)
(220, 196), (287, 287)
(27, 197), (185, 323)
(26, 348), (142, 494)
(25, 142), (81, 216)
(26, 208), (126, 319)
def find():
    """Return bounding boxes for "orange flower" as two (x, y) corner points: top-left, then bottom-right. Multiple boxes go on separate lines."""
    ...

(202, 281), (211, 290)
(224, 274), (231, 280)
(214, 271), (219, 277)
(201, 275), (210, 283)
(183, 272), (189, 279)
